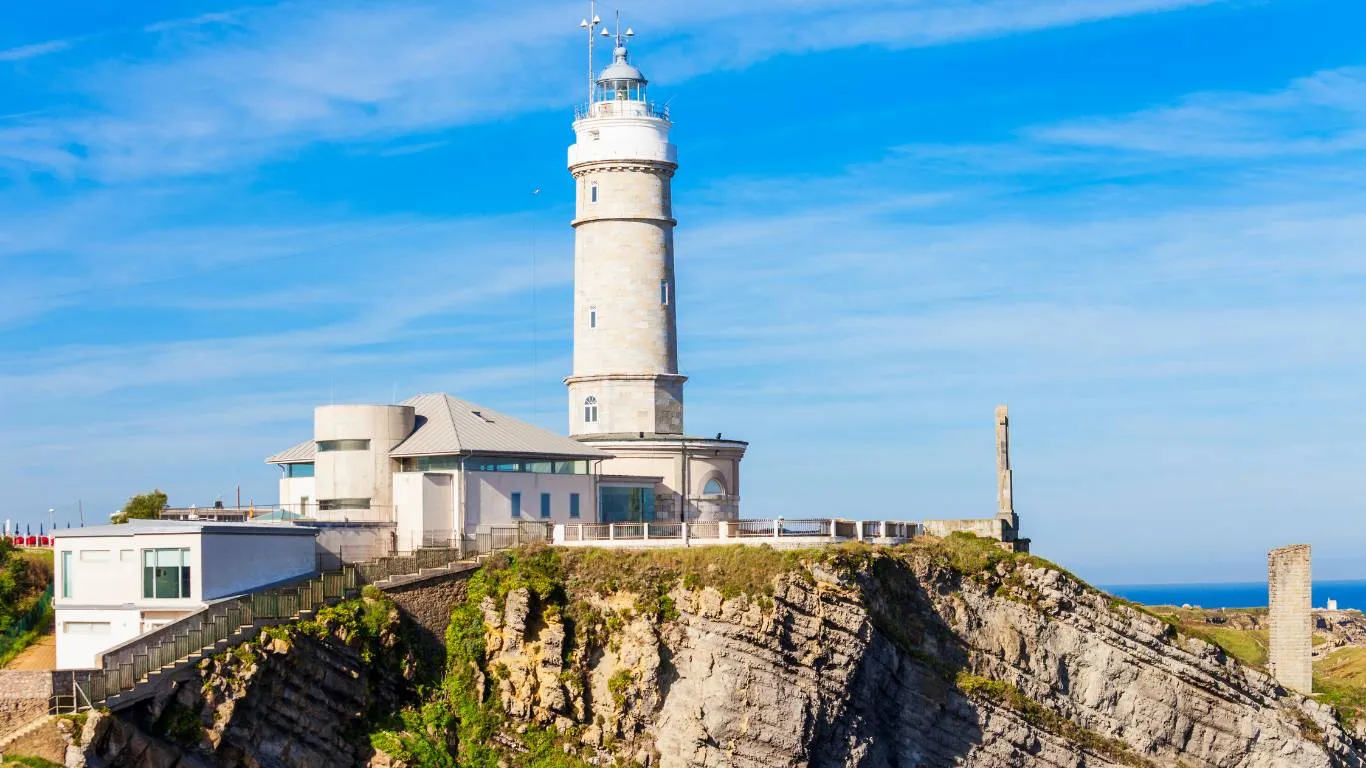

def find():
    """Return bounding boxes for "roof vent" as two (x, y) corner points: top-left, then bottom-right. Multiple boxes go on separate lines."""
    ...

(471, 410), (495, 424)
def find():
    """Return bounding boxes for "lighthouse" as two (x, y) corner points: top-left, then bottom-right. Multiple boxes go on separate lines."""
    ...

(565, 15), (747, 523)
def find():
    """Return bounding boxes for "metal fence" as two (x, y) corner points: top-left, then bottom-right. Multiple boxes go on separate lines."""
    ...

(0, 584), (52, 659)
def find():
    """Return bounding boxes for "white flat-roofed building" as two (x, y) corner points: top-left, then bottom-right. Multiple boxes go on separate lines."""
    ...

(267, 393), (613, 551)
(52, 519), (318, 670)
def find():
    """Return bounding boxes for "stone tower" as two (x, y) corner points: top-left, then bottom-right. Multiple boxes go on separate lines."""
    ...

(563, 20), (747, 522)
(565, 36), (682, 437)
(1268, 544), (1313, 693)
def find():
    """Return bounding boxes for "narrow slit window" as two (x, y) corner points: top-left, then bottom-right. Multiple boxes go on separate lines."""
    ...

(660, 279), (669, 306)
(589, 306), (597, 328)
(511, 492), (522, 518)
(590, 182), (598, 203)
(540, 493), (551, 519)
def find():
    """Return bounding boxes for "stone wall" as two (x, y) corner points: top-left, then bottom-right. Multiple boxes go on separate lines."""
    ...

(0, 670), (52, 741)
(1269, 544), (1314, 693)
(378, 566), (475, 679)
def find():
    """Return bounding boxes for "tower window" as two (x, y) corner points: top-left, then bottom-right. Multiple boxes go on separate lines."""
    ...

(590, 182), (598, 203)
(584, 396), (598, 424)
(660, 280), (669, 306)
(703, 478), (725, 496)
(590, 306), (597, 328)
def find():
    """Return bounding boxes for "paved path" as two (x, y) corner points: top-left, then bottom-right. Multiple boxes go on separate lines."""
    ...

(3, 632), (55, 671)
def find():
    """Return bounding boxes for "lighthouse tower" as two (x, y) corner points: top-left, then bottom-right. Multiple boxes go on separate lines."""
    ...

(565, 18), (746, 522)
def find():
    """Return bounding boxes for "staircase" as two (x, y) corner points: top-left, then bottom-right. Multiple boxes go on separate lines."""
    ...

(59, 542), (500, 713)
(0, 714), (53, 754)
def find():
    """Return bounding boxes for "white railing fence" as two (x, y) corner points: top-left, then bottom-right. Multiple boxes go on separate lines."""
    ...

(553, 518), (922, 549)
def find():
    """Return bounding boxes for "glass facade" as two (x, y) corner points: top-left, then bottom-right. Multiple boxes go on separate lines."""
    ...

(285, 463), (315, 478)
(398, 456), (588, 474)
(142, 548), (191, 599)
(600, 486), (655, 523)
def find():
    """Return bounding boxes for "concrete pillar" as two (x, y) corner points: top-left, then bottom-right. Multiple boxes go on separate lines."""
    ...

(1268, 544), (1313, 693)
(996, 405), (1014, 521)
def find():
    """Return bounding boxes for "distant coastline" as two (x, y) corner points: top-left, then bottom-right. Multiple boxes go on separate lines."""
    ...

(1101, 580), (1366, 611)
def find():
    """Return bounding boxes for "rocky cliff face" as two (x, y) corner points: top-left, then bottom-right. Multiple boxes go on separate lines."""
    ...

(472, 542), (1364, 768)
(82, 540), (1366, 768)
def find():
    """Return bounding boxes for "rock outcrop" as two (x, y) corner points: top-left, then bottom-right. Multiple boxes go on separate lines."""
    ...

(474, 543), (1364, 768)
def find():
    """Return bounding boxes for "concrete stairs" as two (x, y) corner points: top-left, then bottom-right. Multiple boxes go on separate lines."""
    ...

(0, 714), (54, 753)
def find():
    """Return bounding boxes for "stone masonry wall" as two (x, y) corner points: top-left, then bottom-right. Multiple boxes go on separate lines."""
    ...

(1269, 544), (1313, 693)
(378, 566), (475, 679)
(0, 670), (53, 741)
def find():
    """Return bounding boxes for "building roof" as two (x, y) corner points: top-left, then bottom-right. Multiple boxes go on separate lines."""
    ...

(389, 393), (609, 460)
(266, 440), (315, 465)
(52, 518), (318, 539)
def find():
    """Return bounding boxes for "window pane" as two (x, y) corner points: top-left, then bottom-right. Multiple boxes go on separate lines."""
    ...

(317, 439), (371, 452)
(143, 551), (155, 599)
(61, 551), (72, 598)
(511, 492), (521, 517)
(540, 493), (551, 518)
(570, 493), (580, 519)
(181, 563), (191, 599)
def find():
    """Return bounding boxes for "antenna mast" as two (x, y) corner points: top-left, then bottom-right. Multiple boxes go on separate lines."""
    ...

(579, 1), (603, 107)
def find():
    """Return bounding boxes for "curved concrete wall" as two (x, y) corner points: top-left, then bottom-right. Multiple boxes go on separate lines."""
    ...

(313, 404), (415, 515)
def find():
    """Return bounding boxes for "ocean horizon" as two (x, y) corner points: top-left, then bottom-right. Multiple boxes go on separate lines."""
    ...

(1101, 580), (1366, 611)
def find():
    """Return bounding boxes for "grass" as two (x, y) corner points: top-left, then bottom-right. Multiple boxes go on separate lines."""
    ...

(0, 757), (65, 767)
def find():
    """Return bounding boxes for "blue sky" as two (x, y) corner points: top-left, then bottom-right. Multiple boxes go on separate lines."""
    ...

(1, 0), (1363, 584)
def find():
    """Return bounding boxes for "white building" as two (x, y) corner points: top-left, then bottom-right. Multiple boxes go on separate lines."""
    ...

(52, 519), (318, 670)
(267, 394), (613, 551)
(565, 30), (747, 522)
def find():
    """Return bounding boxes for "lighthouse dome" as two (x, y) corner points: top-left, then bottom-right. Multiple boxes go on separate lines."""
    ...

(598, 46), (646, 84)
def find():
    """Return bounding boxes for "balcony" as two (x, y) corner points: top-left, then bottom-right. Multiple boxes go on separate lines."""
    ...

(574, 100), (670, 121)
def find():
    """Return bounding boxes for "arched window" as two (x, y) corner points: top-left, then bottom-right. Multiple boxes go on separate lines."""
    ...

(584, 396), (598, 424)
(702, 478), (725, 496)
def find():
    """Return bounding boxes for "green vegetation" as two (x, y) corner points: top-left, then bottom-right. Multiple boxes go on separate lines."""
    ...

(1314, 647), (1366, 729)
(156, 699), (206, 746)
(111, 489), (168, 524)
(0, 756), (65, 767)
(956, 671), (1154, 767)
(0, 542), (54, 665)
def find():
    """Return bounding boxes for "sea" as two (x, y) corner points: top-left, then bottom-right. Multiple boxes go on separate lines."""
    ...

(1100, 580), (1366, 611)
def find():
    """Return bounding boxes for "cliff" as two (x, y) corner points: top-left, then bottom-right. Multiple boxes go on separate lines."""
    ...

(81, 538), (1366, 768)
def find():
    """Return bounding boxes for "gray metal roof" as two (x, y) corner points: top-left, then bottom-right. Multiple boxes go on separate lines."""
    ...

(389, 393), (609, 460)
(52, 519), (317, 539)
(266, 440), (315, 465)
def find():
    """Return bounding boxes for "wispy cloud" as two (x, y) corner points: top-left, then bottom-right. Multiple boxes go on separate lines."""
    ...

(0, 39), (74, 62)
(0, 0), (1223, 181)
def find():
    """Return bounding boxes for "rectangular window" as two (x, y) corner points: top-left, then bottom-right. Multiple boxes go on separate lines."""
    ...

(540, 493), (551, 519)
(570, 493), (581, 519)
(511, 492), (522, 518)
(590, 306), (597, 328)
(317, 439), (371, 452)
(60, 551), (72, 598)
(318, 498), (371, 511)
(142, 548), (191, 599)
(63, 622), (111, 635)
(79, 550), (110, 562)
(661, 279), (669, 305)
(590, 183), (598, 203)
(285, 463), (315, 478)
